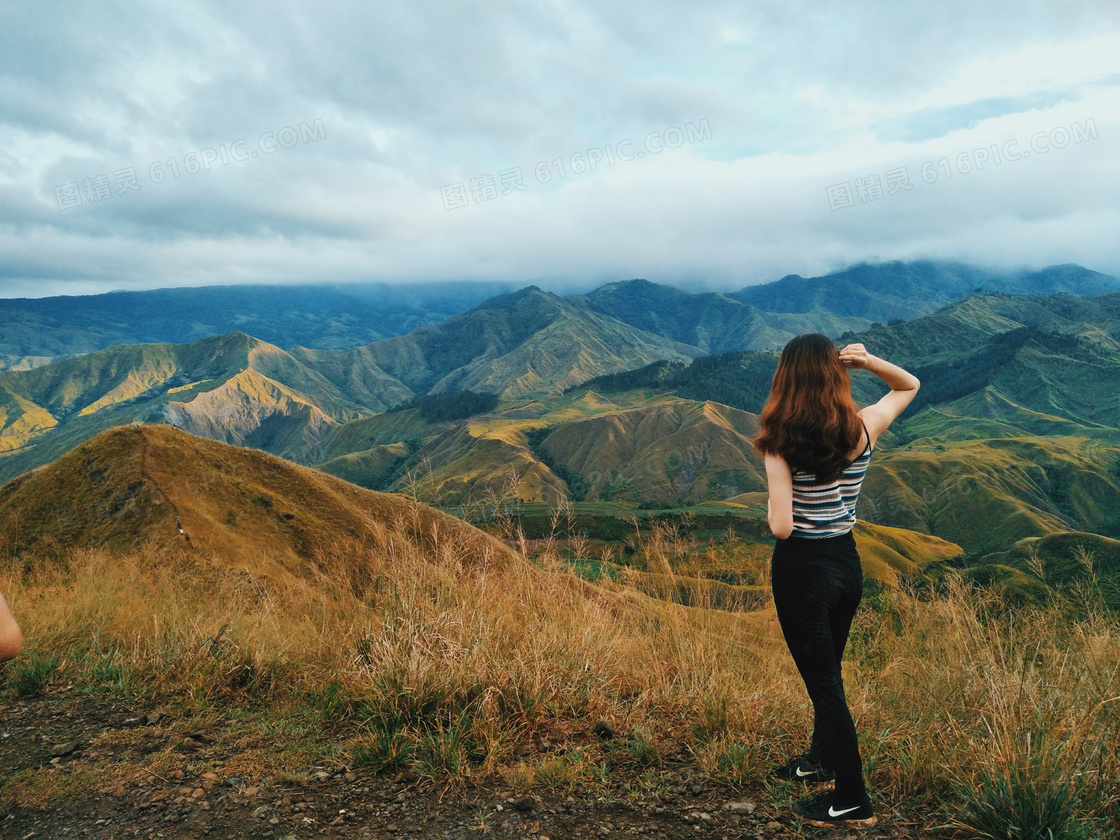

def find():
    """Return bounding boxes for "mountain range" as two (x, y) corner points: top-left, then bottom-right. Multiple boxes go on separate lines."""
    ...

(0, 281), (517, 371)
(301, 290), (1120, 558)
(4, 262), (1114, 372)
(2, 260), (1119, 577)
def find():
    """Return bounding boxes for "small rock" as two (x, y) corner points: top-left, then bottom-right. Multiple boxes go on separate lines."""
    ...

(49, 742), (79, 758)
(269, 816), (280, 825)
(201, 771), (220, 782)
(144, 712), (162, 725)
(511, 797), (534, 813)
(691, 785), (703, 795)
(724, 800), (756, 814)
(592, 720), (616, 741)
(252, 805), (272, 819)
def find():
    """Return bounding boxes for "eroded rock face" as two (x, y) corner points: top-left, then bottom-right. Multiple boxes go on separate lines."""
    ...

(163, 369), (339, 461)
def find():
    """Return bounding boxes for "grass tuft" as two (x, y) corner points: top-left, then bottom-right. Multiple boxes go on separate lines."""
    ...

(7, 653), (60, 697)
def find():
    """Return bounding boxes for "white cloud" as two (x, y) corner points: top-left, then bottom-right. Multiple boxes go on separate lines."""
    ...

(0, 0), (1118, 297)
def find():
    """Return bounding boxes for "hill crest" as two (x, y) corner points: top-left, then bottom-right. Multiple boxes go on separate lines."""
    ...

(0, 425), (514, 578)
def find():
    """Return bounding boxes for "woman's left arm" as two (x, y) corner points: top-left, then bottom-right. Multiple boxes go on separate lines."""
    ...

(764, 454), (794, 540)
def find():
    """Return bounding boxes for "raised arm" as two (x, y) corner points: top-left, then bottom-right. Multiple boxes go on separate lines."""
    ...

(839, 344), (920, 446)
(0, 591), (21, 662)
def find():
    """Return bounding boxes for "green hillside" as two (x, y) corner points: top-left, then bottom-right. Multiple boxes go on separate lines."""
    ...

(348, 287), (700, 399)
(535, 399), (764, 505)
(731, 261), (1118, 322)
(861, 436), (1120, 556)
(584, 278), (866, 353)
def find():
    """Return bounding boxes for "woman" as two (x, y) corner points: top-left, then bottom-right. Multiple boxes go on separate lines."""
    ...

(753, 334), (919, 829)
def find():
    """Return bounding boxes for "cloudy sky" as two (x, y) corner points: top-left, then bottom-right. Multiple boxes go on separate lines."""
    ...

(1, 1), (1119, 298)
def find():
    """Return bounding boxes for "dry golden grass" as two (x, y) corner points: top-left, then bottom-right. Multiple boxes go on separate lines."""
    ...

(2, 481), (1118, 831)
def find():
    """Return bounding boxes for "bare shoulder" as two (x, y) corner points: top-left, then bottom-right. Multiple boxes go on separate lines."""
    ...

(763, 452), (793, 480)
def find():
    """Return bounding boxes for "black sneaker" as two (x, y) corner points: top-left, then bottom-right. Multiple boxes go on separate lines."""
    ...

(772, 753), (836, 786)
(793, 791), (877, 828)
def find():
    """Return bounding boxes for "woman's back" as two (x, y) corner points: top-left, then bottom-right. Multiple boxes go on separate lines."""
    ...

(790, 425), (871, 538)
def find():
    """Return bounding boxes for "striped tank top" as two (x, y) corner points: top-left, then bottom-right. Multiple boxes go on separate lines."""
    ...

(790, 421), (871, 539)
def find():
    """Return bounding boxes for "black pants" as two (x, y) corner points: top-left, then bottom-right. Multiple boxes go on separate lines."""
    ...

(771, 530), (866, 802)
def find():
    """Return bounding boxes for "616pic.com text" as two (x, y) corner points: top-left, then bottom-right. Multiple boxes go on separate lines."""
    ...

(54, 119), (326, 212)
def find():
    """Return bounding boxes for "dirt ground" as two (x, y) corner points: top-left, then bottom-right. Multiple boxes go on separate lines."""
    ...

(1, 692), (950, 840)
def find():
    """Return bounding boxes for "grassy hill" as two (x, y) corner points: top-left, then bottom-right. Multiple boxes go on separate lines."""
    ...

(973, 531), (1120, 605)
(534, 399), (764, 505)
(0, 425), (514, 579)
(3, 435), (1115, 836)
(310, 390), (767, 507)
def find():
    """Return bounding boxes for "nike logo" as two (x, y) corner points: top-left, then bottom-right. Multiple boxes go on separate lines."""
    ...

(828, 804), (861, 817)
(794, 766), (816, 777)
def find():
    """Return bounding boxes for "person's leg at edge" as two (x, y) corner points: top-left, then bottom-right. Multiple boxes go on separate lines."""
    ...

(771, 537), (866, 805)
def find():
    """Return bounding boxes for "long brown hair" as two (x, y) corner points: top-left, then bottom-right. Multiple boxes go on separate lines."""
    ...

(753, 333), (862, 480)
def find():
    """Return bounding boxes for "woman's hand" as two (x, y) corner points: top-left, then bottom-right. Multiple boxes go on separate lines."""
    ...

(839, 343), (872, 369)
